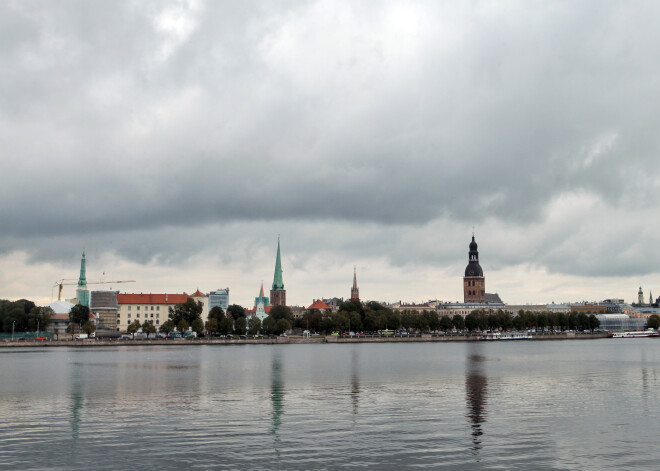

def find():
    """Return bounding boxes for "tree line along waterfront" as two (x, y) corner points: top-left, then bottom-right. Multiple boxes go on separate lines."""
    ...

(7, 296), (660, 340)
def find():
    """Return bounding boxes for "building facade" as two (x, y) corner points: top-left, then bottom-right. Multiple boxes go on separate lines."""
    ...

(208, 288), (230, 312)
(117, 293), (192, 331)
(90, 290), (119, 330)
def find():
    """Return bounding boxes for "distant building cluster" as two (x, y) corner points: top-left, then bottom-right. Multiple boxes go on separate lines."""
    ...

(45, 234), (658, 334)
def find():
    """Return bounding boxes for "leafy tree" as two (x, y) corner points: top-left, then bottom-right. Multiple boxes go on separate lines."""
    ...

(366, 301), (386, 311)
(414, 314), (429, 332)
(219, 317), (234, 335)
(159, 320), (175, 335)
(589, 314), (600, 331)
(512, 315), (525, 331)
(331, 312), (349, 332)
(320, 315), (335, 334)
(28, 306), (54, 332)
(577, 313), (590, 332)
(249, 316), (262, 335)
(262, 316), (276, 334)
(191, 318), (205, 336)
(464, 313), (478, 333)
(363, 311), (379, 332)
(205, 318), (218, 335)
(556, 313), (568, 331)
(488, 313), (501, 331)
(348, 312), (362, 332)
(66, 322), (78, 339)
(208, 306), (226, 322)
(499, 311), (513, 331)
(227, 304), (246, 320)
(234, 317), (247, 335)
(300, 310), (322, 332)
(270, 305), (293, 322)
(647, 314), (660, 329)
(142, 320), (157, 339)
(452, 315), (465, 331)
(176, 319), (189, 334)
(127, 319), (141, 338)
(425, 311), (440, 332)
(276, 318), (291, 335)
(536, 313), (548, 333)
(338, 300), (364, 316)
(69, 304), (90, 327)
(439, 315), (453, 333)
(0, 300), (27, 332)
(82, 321), (96, 336)
(169, 299), (203, 326)
(401, 310), (416, 330)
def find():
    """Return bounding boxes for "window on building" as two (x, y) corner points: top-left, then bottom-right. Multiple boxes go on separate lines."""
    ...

(128, 306), (131, 311)
(137, 306), (140, 310)
(137, 313), (140, 318)
(151, 313), (154, 318)
(156, 319), (160, 325)
(156, 313), (159, 318)
(117, 320), (120, 324)
(128, 313), (131, 318)
(151, 306), (154, 311)
(156, 306), (160, 311)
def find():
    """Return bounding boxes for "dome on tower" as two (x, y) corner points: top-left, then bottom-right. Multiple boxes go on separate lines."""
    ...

(465, 263), (483, 277)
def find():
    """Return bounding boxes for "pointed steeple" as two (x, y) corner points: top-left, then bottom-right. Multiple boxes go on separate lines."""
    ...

(272, 237), (284, 291)
(260, 281), (265, 298)
(78, 250), (87, 288)
(350, 266), (360, 302)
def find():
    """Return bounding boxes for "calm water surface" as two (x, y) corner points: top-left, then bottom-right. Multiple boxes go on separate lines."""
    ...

(1, 340), (659, 470)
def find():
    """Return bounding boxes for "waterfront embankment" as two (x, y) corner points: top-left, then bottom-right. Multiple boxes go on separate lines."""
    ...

(0, 332), (609, 347)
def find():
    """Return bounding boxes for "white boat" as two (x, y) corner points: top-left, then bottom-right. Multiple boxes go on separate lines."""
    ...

(611, 329), (659, 338)
(479, 332), (532, 341)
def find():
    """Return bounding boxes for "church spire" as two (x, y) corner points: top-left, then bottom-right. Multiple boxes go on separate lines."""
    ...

(350, 266), (360, 302)
(272, 237), (284, 291)
(78, 250), (87, 288)
(270, 237), (287, 306)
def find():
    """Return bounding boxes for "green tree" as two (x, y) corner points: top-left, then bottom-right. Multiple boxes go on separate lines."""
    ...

(159, 320), (175, 335)
(208, 306), (226, 322)
(647, 314), (660, 329)
(338, 300), (364, 316)
(66, 322), (78, 339)
(363, 311), (379, 332)
(452, 315), (465, 331)
(425, 311), (440, 332)
(28, 306), (54, 332)
(249, 316), (262, 335)
(414, 314), (429, 332)
(499, 311), (513, 331)
(348, 312), (362, 332)
(400, 310), (415, 330)
(536, 313), (548, 333)
(270, 305), (293, 322)
(512, 315), (525, 331)
(191, 318), (204, 336)
(205, 318), (218, 335)
(589, 314), (600, 331)
(126, 319), (141, 338)
(177, 319), (189, 334)
(82, 321), (96, 336)
(69, 304), (90, 327)
(227, 304), (246, 320)
(169, 298), (203, 326)
(142, 320), (157, 339)
(556, 312), (568, 331)
(439, 315), (453, 333)
(464, 313), (478, 332)
(219, 317), (234, 335)
(234, 317), (247, 335)
(276, 318), (291, 335)
(331, 312), (349, 332)
(320, 314), (335, 334)
(262, 316), (276, 334)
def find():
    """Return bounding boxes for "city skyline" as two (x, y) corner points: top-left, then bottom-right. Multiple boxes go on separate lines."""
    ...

(2, 2), (660, 306)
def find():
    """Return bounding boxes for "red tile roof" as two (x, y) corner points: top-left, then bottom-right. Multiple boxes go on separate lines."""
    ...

(117, 293), (191, 305)
(307, 300), (331, 310)
(191, 289), (206, 297)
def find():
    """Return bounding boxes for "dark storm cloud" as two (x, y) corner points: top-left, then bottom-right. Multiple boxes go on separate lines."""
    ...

(2, 0), (660, 278)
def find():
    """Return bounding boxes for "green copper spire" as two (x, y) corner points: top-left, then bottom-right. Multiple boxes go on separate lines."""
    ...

(272, 238), (284, 291)
(78, 250), (87, 288)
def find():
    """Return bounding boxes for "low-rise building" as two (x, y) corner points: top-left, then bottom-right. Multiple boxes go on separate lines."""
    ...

(117, 293), (192, 331)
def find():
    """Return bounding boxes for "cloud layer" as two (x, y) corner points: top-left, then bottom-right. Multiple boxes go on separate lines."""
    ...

(2, 1), (660, 304)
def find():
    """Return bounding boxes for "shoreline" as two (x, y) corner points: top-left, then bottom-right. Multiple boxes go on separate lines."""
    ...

(0, 332), (610, 347)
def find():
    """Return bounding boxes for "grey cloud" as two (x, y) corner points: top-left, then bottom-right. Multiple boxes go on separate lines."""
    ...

(2, 1), (660, 281)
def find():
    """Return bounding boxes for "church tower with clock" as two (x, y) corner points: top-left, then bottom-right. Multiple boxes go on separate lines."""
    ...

(464, 234), (486, 303)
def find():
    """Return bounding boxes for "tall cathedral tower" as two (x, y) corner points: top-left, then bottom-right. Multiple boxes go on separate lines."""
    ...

(638, 286), (644, 305)
(350, 266), (360, 302)
(270, 238), (286, 307)
(76, 250), (90, 307)
(463, 235), (485, 303)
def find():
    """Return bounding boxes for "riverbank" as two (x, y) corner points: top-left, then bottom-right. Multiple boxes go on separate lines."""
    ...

(0, 331), (610, 347)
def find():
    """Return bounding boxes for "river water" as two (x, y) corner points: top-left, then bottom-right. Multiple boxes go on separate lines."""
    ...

(0, 340), (658, 470)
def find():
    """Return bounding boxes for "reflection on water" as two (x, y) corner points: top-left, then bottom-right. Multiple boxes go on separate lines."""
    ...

(270, 350), (284, 445)
(465, 345), (487, 456)
(70, 362), (85, 440)
(351, 348), (360, 417)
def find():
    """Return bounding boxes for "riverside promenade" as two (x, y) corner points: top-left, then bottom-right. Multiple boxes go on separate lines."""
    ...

(1, 332), (609, 347)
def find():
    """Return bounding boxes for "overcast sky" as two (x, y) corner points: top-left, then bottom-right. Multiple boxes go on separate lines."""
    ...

(2, 0), (660, 307)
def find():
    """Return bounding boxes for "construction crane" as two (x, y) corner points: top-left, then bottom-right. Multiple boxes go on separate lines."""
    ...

(52, 279), (136, 301)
